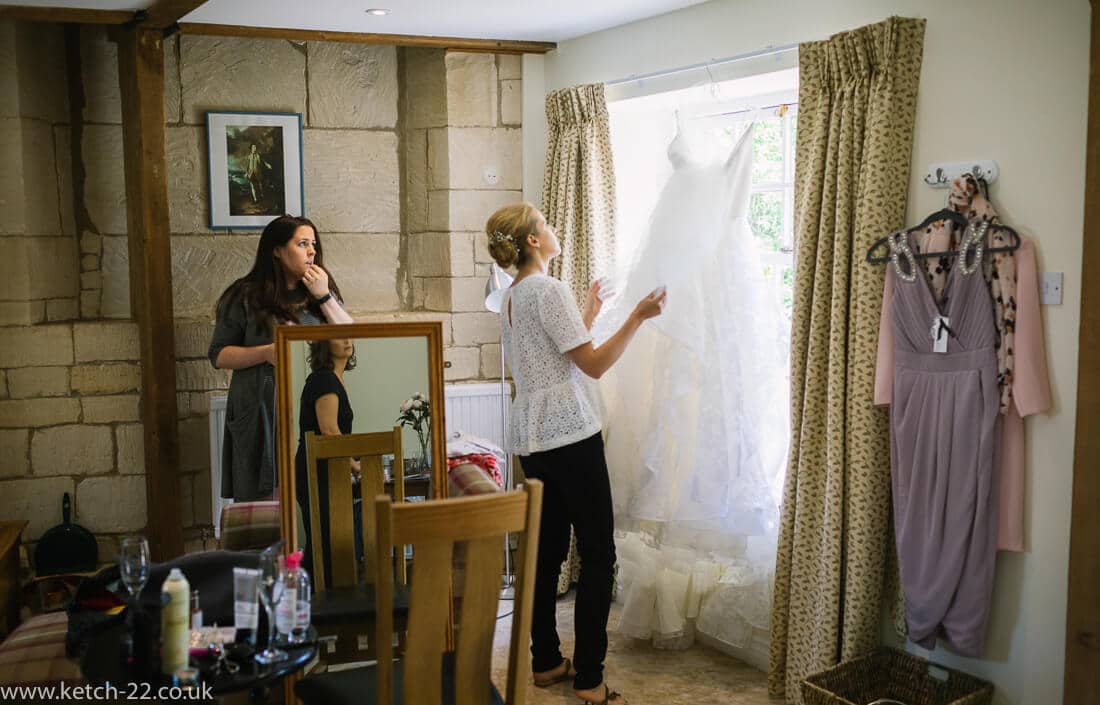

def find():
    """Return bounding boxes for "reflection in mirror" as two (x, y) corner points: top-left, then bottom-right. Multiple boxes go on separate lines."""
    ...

(290, 337), (433, 479)
(288, 337), (432, 580)
(273, 322), (445, 590)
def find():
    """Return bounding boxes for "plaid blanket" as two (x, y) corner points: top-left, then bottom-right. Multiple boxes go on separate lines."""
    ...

(447, 454), (503, 488)
(0, 612), (82, 687)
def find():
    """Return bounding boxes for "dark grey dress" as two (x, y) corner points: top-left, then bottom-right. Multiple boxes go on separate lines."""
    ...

(886, 223), (1000, 657)
(208, 291), (324, 502)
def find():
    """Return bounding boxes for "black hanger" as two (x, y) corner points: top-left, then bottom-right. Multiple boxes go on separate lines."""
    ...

(911, 208), (968, 233)
(865, 209), (1021, 263)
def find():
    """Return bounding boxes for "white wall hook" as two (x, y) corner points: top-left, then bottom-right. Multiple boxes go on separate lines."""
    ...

(923, 160), (999, 188)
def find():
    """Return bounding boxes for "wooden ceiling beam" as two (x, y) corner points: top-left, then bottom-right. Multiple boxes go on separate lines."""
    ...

(178, 22), (556, 54)
(0, 5), (133, 25)
(0, 6), (555, 52)
(142, 0), (208, 29)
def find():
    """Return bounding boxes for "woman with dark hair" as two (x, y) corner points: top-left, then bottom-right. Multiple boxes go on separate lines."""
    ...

(295, 338), (360, 584)
(208, 215), (353, 502)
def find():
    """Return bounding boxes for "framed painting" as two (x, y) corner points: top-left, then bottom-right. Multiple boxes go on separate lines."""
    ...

(206, 111), (304, 229)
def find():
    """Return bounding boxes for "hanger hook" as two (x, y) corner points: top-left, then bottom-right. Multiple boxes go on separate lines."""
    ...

(705, 64), (719, 99)
(923, 166), (948, 187)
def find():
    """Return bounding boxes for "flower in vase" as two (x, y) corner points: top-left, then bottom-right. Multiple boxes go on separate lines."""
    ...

(397, 394), (432, 469)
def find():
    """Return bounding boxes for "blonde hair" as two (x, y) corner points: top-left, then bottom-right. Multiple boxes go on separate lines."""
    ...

(485, 202), (539, 269)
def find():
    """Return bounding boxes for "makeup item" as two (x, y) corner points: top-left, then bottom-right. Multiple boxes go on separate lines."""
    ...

(190, 590), (202, 629)
(173, 666), (201, 693)
(160, 568), (190, 675)
(276, 551), (311, 644)
(232, 567), (260, 643)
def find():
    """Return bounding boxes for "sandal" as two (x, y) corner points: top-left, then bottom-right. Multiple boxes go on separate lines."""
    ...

(532, 658), (575, 688)
(576, 684), (627, 704)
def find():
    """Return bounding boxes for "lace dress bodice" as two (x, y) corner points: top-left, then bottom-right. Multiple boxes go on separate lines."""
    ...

(500, 274), (604, 455)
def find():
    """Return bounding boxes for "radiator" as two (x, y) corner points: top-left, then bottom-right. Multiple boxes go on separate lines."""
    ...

(208, 393), (229, 538)
(444, 381), (512, 482)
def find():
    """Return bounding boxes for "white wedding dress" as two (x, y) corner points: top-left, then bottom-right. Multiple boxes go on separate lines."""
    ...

(594, 122), (789, 656)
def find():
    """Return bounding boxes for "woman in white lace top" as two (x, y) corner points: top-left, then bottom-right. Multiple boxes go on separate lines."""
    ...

(486, 203), (665, 705)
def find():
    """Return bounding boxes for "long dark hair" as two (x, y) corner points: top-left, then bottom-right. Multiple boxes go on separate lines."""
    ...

(214, 215), (343, 330)
(307, 339), (357, 372)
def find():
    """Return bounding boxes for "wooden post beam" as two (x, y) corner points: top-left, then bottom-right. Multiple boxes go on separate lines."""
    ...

(142, 0), (209, 30)
(1065, 1), (1100, 700)
(116, 27), (184, 561)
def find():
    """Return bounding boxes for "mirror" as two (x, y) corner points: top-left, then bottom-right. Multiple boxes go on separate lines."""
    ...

(273, 321), (447, 560)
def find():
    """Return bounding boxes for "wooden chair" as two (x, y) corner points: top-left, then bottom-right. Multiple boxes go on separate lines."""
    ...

(303, 427), (409, 662)
(295, 479), (543, 705)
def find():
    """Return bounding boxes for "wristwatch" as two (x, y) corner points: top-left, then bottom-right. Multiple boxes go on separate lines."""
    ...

(314, 292), (333, 305)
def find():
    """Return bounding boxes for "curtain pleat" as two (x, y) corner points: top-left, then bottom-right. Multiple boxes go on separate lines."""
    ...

(542, 83), (617, 305)
(768, 17), (926, 703)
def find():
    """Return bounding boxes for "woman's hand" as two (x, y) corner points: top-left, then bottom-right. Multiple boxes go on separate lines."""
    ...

(261, 343), (276, 366)
(567, 285), (666, 380)
(351, 458), (362, 483)
(631, 287), (667, 322)
(302, 264), (330, 299)
(581, 280), (604, 329)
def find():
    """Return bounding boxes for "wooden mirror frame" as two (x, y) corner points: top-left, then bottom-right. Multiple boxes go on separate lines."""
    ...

(273, 321), (448, 552)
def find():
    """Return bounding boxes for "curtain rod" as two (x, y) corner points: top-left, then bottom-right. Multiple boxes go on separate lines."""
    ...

(693, 102), (794, 121)
(604, 43), (799, 87)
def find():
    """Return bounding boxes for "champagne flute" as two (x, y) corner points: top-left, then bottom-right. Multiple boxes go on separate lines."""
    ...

(255, 550), (287, 664)
(119, 537), (150, 603)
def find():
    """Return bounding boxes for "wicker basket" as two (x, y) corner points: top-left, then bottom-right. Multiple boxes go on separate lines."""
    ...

(801, 648), (993, 705)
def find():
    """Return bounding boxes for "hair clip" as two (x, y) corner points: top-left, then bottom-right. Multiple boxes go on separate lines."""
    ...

(489, 230), (514, 246)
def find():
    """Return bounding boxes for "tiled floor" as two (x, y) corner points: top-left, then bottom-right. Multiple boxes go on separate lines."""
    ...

(491, 594), (775, 705)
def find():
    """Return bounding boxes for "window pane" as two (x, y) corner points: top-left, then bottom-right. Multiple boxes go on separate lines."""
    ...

(782, 264), (794, 314)
(783, 186), (795, 250)
(750, 191), (784, 252)
(752, 119), (784, 184)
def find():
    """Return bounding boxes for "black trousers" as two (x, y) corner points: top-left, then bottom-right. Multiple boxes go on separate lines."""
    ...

(520, 432), (615, 691)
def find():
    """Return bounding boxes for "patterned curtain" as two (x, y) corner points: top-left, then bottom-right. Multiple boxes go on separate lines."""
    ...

(769, 17), (926, 703)
(542, 83), (616, 305)
(539, 83), (616, 593)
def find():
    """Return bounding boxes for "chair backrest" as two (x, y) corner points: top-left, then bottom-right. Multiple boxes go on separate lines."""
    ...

(373, 480), (542, 705)
(304, 427), (405, 592)
(218, 500), (280, 551)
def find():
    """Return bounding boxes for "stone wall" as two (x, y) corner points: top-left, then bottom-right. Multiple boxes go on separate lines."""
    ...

(0, 22), (160, 565)
(406, 51), (522, 381)
(0, 20), (522, 565)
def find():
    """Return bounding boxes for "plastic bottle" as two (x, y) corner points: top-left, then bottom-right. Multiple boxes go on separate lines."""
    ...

(160, 568), (190, 675)
(190, 590), (202, 630)
(276, 551), (311, 644)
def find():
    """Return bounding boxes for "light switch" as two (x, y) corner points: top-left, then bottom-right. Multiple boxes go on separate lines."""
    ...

(1040, 272), (1063, 305)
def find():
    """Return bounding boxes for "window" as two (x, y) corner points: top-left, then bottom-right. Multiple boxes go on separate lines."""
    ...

(742, 104), (797, 314)
(608, 68), (798, 317)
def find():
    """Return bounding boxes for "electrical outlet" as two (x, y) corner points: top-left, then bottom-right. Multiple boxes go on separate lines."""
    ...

(484, 168), (499, 186)
(1040, 272), (1063, 305)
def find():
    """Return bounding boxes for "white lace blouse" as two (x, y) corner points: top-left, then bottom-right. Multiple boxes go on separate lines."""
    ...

(500, 274), (604, 455)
